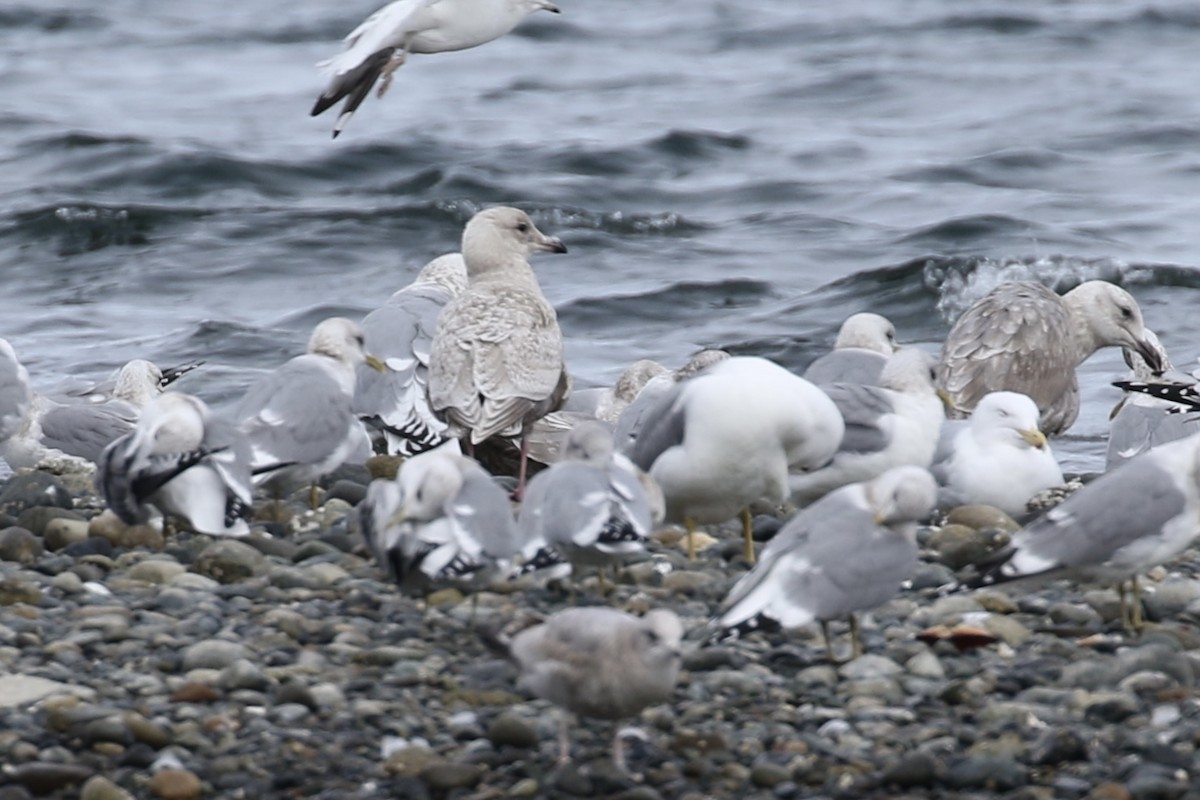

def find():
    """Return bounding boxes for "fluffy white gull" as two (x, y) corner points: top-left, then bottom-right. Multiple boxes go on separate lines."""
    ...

(613, 349), (730, 451)
(356, 253), (468, 456)
(789, 348), (946, 506)
(312, 0), (561, 138)
(974, 432), (1200, 631)
(429, 207), (568, 498)
(486, 607), (682, 773)
(803, 312), (898, 387)
(628, 356), (844, 563)
(236, 317), (384, 505)
(98, 393), (254, 538)
(0, 339), (32, 447)
(718, 466), (937, 662)
(933, 391), (1062, 516)
(359, 447), (522, 596)
(937, 280), (1163, 435)
(518, 420), (654, 583)
(1107, 330), (1200, 469)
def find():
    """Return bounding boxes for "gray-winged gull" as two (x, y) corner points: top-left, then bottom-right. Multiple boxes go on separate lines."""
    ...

(803, 312), (898, 387)
(562, 359), (671, 423)
(974, 431), (1200, 631)
(613, 350), (730, 451)
(356, 253), (467, 456)
(311, 0), (562, 137)
(718, 466), (937, 662)
(236, 317), (384, 506)
(359, 447), (521, 596)
(789, 348), (946, 506)
(486, 607), (682, 772)
(53, 358), (203, 404)
(933, 391), (1062, 516)
(937, 280), (1163, 434)
(429, 207), (569, 498)
(628, 355), (844, 562)
(98, 392), (254, 537)
(1107, 331), (1200, 469)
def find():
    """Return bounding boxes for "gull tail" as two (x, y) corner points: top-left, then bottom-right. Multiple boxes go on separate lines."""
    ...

(311, 48), (396, 138)
(702, 613), (781, 646)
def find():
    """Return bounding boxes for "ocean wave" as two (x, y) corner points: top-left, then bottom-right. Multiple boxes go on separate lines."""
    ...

(0, 203), (206, 256)
(558, 278), (775, 327)
(0, 6), (106, 32)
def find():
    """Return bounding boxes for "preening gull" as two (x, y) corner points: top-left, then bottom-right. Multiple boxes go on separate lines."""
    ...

(803, 312), (898, 387)
(312, 0), (562, 138)
(429, 207), (569, 497)
(933, 391), (1062, 516)
(486, 607), (682, 772)
(562, 359), (671, 423)
(236, 317), (383, 504)
(973, 432), (1200, 631)
(789, 348), (946, 506)
(937, 280), (1162, 434)
(628, 356), (844, 562)
(98, 393), (254, 537)
(356, 253), (468, 456)
(359, 447), (521, 596)
(718, 466), (937, 662)
(1107, 331), (1200, 468)
(518, 420), (654, 583)
(613, 350), (730, 451)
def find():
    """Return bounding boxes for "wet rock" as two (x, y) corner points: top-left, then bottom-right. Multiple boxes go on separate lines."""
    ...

(749, 761), (790, 788)
(941, 756), (1028, 791)
(1083, 691), (1139, 723)
(1125, 763), (1188, 800)
(80, 776), (136, 800)
(0, 472), (74, 514)
(0, 576), (41, 605)
(193, 539), (265, 583)
(182, 639), (251, 670)
(1143, 579), (1200, 622)
(219, 659), (270, 691)
(16, 506), (84, 538)
(839, 654), (902, 680)
(326, 479), (367, 506)
(881, 751), (938, 788)
(4, 762), (94, 794)
(43, 517), (90, 551)
(126, 559), (186, 584)
(88, 510), (164, 550)
(0, 526), (42, 564)
(419, 761), (485, 791)
(946, 504), (1020, 533)
(1029, 728), (1088, 765)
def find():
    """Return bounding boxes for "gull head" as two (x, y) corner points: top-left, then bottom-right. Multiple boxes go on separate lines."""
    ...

(462, 206), (567, 275)
(143, 392), (209, 454)
(972, 391), (1047, 450)
(393, 453), (464, 524)
(613, 359), (670, 402)
(561, 419), (615, 464)
(878, 348), (939, 396)
(639, 609), (684, 665)
(867, 466), (937, 526)
(113, 359), (165, 407)
(834, 312), (898, 355)
(308, 318), (385, 371)
(1067, 281), (1163, 374)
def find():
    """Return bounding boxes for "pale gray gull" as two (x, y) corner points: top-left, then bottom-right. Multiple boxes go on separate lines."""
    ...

(1107, 331), (1200, 469)
(312, 0), (562, 138)
(789, 348), (946, 506)
(628, 355), (844, 562)
(356, 252), (467, 456)
(973, 431), (1200, 632)
(933, 391), (1062, 516)
(718, 466), (937, 662)
(613, 349), (730, 451)
(486, 607), (682, 773)
(937, 280), (1162, 434)
(53, 358), (203, 404)
(429, 207), (568, 497)
(98, 392), (254, 537)
(803, 312), (898, 387)
(236, 317), (384, 506)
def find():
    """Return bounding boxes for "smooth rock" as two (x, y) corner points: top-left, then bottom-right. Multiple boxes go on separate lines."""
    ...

(928, 524), (1007, 570)
(80, 776), (136, 800)
(881, 751), (938, 788)
(419, 761), (485, 791)
(16, 506), (84, 538)
(43, 518), (90, 551)
(147, 768), (202, 800)
(0, 526), (42, 564)
(5, 762), (94, 794)
(126, 559), (186, 584)
(946, 505), (1020, 532)
(181, 639), (251, 671)
(88, 510), (164, 550)
(839, 654), (902, 680)
(0, 472), (74, 514)
(487, 712), (539, 749)
(0, 577), (41, 606)
(193, 539), (265, 583)
(219, 659), (270, 691)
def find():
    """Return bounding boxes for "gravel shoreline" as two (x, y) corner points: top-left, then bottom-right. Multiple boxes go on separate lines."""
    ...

(1, 465), (1199, 800)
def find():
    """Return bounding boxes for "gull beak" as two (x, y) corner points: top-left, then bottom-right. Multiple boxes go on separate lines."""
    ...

(936, 389), (954, 414)
(365, 354), (387, 373)
(1134, 337), (1165, 376)
(874, 512), (888, 526)
(540, 1), (561, 12)
(1019, 428), (1047, 449)
(537, 235), (568, 254)
(1109, 397), (1127, 421)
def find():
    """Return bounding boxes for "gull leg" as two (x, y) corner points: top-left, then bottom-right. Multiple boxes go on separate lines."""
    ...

(376, 52), (407, 99)
(612, 726), (628, 775)
(597, 566), (609, 594)
(1118, 582), (1131, 633)
(1131, 576), (1144, 632)
(465, 439), (475, 458)
(849, 613), (863, 660)
(741, 507), (756, 564)
(308, 482), (320, 511)
(556, 710), (572, 766)
(684, 516), (697, 560)
(821, 619), (842, 665)
(514, 431), (531, 502)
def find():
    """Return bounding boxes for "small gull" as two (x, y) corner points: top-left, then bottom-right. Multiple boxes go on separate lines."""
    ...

(486, 607), (682, 773)
(429, 207), (569, 497)
(932, 391), (1062, 516)
(789, 348), (946, 506)
(98, 392), (254, 538)
(356, 253), (468, 456)
(937, 280), (1163, 434)
(973, 432), (1200, 631)
(235, 317), (384, 505)
(1107, 331), (1200, 468)
(311, 0), (562, 138)
(359, 447), (522, 596)
(613, 350), (730, 451)
(803, 312), (898, 387)
(718, 466), (937, 662)
(628, 356), (844, 562)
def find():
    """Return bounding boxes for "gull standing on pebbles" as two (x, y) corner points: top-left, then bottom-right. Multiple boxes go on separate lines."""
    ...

(562, 359), (670, 423)
(429, 207), (569, 498)
(311, 0), (562, 138)
(356, 253), (468, 456)
(789, 349), (947, 506)
(613, 350), (730, 451)
(236, 318), (384, 506)
(937, 280), (1163, 434)
(628, 356), (844, 562)
(933, 391), (1062, 516)
(1107, 331), (1200, 469)
(718, 466), (937, 662)
(98, 393), (254, 537)
(803, 312), (899, 387)
(486, 607), (682, 773)
(973, 432), (1200, 632)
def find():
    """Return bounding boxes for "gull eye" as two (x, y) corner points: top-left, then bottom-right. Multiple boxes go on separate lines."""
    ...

(1119, 305), (1133, 320)
(516, 222), (529, 233)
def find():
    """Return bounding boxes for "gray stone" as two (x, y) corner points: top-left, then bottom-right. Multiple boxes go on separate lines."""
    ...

(219, 659), (270, 691)
(273, 702), (310, 724)
(420, 761), (485, 791)
(4, 762), (94, 795)
(487, 712), (539, 749)
(182, 639), (251, 670)
(1143, 579), (1200, 622)
(941, 756), (1028, 791)
(881, 751), (938, 788)
(945, 505), (1020, 533)
(0, 472), (74, 514)
(0, 526), (42, 564)
(87, 510), (164, 550)
(839, 654), (902, 680)
(80, 776), (136, 800)
(43, 518), (90, 551)
(1083, 691), (1139, 723)
(1029, 728), (1088, 765)
(125, 559), (186, 584)
(0, 673), (96, 708)
(1047, 601), (1101, 627)
(16, 506), (84, 538)
(0, 577), (42, 606)
(194, 539), (265, 583)
(750, 761), (790, 788)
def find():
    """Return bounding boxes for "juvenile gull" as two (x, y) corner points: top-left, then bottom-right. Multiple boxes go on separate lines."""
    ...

(487, 607), (682, 772)
(937, 280), (1162, 434)
(236, 317), (384, 505)
(312, 0), (562, 138)
(429, 207), (568, 497)
(1107, 331), (1200, 468)
(98, 393), (254, 537)
(718, 466), (937, 662)
(974, 432), (1200, 631)
(628, 356), (844, 562)
(356, 253), (468, 456)
(360, 447), (522, 596)
(789, 349), (946, 506)
(933, 391), (1062, 516)
(803, 312), (898, 387)
(562, 359), (670, 423)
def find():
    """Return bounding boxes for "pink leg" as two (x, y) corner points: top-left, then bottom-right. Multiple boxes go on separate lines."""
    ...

(514, 431), (530, 501)
(557, 711), (571, 765)
(612, 727), (627, 774)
